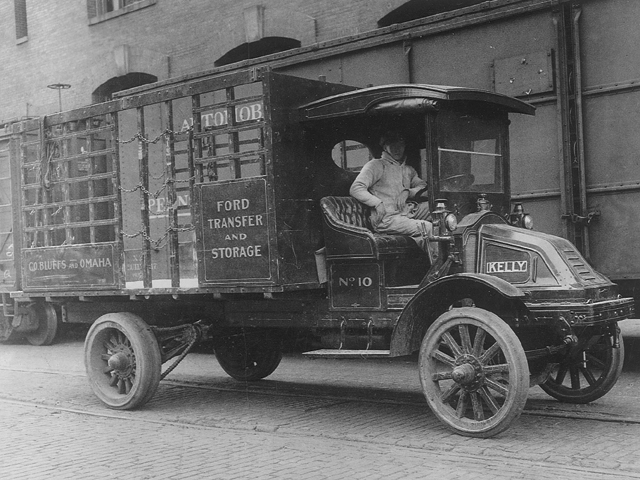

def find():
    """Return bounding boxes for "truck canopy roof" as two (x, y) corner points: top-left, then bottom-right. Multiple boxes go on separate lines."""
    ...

(299, 84), (535, 121)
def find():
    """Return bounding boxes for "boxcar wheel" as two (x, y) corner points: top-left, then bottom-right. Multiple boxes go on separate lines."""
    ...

(215, 332), (282, 381)
(84, 313), (161, 410)
(0, 317), (19, 343)
(419, 307), (529, 438)
(540, 329), (623, 404)
(0, 306), (19, 343)
(25, 303), (59, 346)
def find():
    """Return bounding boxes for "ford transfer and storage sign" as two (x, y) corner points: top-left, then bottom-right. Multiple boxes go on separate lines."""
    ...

(199, 178), (271, 283)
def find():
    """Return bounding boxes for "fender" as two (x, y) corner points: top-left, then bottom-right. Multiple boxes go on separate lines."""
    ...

(389, 273), (525, 356)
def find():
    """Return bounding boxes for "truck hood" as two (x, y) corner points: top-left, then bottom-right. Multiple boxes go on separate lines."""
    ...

(475, 223), (617, 302)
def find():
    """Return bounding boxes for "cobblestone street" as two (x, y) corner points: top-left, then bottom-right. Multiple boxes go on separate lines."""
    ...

(1, 321), (640, 479)
(1, 398), (632, 480)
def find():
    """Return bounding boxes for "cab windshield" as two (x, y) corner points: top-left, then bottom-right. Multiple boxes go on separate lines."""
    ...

(436, 110), (504, 193)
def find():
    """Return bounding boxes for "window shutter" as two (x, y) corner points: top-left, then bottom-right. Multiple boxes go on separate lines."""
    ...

(14, 0), (28, 39)
(86, 0), (97, 18)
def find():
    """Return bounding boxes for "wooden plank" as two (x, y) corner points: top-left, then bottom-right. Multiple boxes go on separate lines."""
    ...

(137, 107), (152, 288)
(117, 69), (263, 110)
(165, 100), (180, 288)
(23, 218), (118, 232)
(110, 112), (126, 289)
(43, 101), (121, 127)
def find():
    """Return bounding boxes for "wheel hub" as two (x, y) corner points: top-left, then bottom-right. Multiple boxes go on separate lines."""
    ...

(106, 341), (135, 380)
(451, 363), (476, 384)
(108, 352), (131, 371)
(452, 354), (484, 391)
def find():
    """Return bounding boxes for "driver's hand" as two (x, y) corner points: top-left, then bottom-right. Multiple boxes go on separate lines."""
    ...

(375, 202), (386, 216)
(415, 187), (429, 199)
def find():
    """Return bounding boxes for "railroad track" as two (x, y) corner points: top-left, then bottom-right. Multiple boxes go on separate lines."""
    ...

(166, 377), (640, 426)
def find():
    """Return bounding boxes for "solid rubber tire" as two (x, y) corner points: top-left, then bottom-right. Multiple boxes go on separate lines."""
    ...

(84, 312), (161, 410)
(215, 334), (282, 381)
(25, 303), (59, 346)
(419, 307), (529, 438)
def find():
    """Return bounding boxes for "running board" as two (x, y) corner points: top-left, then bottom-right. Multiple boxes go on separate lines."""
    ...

(302, 349), (391, 358)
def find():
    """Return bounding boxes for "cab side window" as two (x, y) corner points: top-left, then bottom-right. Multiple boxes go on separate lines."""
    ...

(331, 140), (371, 172)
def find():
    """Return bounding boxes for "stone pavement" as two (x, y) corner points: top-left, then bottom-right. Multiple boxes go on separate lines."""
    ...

(1, 398), (627, 480)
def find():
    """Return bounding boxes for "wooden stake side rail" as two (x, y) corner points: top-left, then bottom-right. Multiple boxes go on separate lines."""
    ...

(8, 69), (278, 294)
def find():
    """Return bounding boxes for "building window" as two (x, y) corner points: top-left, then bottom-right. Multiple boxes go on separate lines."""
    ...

(214, 37), (301, 68)
(92, 73), (157, 104)
(99, 0), (135, 15)
(378, 0), (487, 27)
(14, 0), (28, 42)
(87, 0), (156, 25)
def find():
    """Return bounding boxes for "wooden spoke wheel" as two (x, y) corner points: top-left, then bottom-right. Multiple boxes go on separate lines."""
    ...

(215, 332), (282, 381)
(84, 313), (161, 410)
(541, 328), (624, 404)
(419, 307), (529, 438)
(25, 303), (59, 346)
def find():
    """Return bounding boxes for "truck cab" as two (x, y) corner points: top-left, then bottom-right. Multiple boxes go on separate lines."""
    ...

(299, 84), (531, 303)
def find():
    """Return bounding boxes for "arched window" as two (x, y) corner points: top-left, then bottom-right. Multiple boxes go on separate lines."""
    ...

(92, 72), (157, 104)
(378, 0), (487, 27)
(331, 140), (371, 173)
(214, 37), (301, 68)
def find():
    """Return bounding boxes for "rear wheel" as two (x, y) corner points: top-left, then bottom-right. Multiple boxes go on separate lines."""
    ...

(215, 330), (282, 381)
(25, 303), (58, 346)
(541, 327), (623, 403)
(419, 307), (529, 438)
(84, 313), (161, 410)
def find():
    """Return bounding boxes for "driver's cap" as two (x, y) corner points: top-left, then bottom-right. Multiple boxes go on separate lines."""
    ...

(379, 130), (405, 146)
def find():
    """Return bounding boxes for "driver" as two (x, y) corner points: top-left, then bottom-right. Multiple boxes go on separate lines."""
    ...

(349, 130), (434, 254)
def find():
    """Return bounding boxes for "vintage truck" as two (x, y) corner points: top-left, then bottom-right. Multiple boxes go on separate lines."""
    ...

(0, 69), (633, 437)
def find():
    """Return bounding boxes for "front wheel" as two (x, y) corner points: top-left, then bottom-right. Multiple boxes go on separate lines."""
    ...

(540, 327), (624, 404)
(419, 307), (529, 438)
(84, 313), (161, 410)
(215, 330), (282, 381)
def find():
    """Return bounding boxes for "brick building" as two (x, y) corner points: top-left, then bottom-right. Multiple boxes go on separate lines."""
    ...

(0, 0), (486, 125)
